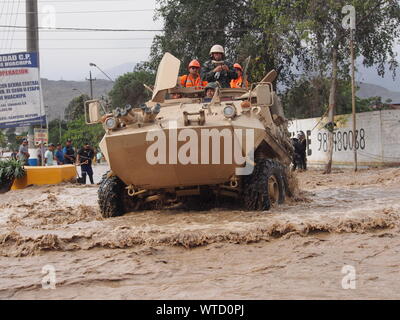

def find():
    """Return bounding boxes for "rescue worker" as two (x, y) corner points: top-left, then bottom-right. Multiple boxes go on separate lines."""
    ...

(201, 45), (238, 88)
(203, 82), (218, 102)
(180, 60), (208, 89)
(230, 63), (249, 88)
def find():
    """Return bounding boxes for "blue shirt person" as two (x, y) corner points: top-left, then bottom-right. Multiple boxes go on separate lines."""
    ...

(55, 143), (65, 165)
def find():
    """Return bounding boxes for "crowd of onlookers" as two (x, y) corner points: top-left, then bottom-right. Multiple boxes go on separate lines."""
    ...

(10, 139), (103, 167)
(8, 139), (103, 184)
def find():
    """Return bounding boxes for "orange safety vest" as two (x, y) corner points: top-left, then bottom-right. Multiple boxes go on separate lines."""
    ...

(230, 76), (249, 89)
(180, 74), (208, 90)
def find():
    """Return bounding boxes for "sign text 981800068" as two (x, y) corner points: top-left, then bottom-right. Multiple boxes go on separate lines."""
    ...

(317, 129), (366, 153)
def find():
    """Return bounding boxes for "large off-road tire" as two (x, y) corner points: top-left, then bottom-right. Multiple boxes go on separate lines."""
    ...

(243, 159), (286, 211)
(98, 173), (126, 218)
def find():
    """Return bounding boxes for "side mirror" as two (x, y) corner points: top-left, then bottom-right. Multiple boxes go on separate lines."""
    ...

(84, 100), (102, 124)
(255, 83), (274, 106)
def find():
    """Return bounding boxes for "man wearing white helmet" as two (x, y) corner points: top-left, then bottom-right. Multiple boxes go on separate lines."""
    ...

(201, 44), (238, 88)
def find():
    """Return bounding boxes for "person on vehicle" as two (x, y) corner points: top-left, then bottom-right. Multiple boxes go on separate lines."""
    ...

(230, 63), (249, 89)
(17, 139), (30, 165)
(55, 143), (65, 165)
(63, 139), (76, 164)
(201, 45), (238, 88)
(180, 60), (208, 90)
(77, 142), (95, 184)
(203, 82), (218, 102)
(44, 143), (56, 166)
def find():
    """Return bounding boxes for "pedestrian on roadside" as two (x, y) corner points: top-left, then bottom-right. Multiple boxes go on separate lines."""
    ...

(63, 139), (76, 164)
(55, 143), (65, 165)
(17, 139), (30, 165)
(96, 150), (103, 164)
(10, 149), (18, 160)
(44, 143), (56, 166)
(36, 142), (46, 166)
(77, 142), (95, 184)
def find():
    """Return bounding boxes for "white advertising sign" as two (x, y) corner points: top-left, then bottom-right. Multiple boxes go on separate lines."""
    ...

(0, 52), (45, 129)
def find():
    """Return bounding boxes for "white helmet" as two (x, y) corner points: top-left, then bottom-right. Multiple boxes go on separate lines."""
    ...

(209, 44), (225, 56)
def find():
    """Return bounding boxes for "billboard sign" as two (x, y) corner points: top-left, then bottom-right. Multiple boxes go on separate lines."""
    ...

(34, 128), (48, 145)
(0, 52), (46, 129)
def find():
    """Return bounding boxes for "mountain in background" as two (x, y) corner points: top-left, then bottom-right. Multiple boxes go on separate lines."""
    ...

(356, 82), (400, 103)
(40, 76), (400, 123)
(41, 78), (114, 121)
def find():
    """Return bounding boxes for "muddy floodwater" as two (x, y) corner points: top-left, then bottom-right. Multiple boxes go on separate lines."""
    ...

(0, 164), (399, 299)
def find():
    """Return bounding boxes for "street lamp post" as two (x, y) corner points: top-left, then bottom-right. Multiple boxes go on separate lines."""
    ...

(89, 62), (115, 83)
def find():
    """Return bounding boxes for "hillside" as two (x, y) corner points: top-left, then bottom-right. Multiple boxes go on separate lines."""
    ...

(41, 78), (114, 121)
(357, 82), (400, 103)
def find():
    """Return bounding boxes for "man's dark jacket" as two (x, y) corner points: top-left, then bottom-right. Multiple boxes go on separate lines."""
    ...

(201, 60), (238, 88)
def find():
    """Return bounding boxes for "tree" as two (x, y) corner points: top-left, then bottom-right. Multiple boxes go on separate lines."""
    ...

(150, 0), (256, 74)
(254, 0), (400, 173)
(109, 69), (155, 109)
(48, 119), (68, 145)
(0, 130), (6, 148)
(65, 94), (90, 121)
(62, 116), (104, 150)
(281, 77), (384, 119)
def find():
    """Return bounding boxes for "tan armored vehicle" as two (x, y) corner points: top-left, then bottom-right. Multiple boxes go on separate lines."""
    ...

(85, 53), (293, 218)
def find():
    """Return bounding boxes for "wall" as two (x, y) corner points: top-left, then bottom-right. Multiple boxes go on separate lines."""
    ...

(288, 110), (400, 167)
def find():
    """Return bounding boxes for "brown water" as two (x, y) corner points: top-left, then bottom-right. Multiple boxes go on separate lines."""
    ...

(0, 166), (399, 299)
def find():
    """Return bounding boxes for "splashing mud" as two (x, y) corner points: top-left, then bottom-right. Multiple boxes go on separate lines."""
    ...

(0, 165), (400, 299)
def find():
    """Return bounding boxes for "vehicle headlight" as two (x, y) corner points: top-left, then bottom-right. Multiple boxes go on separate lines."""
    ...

(104, 117), (118, 130)
(223, 105), (237, 119)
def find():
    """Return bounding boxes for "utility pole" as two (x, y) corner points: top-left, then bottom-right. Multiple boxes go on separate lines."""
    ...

(26, 0), (39, 150)
(86, 71), (96, 99)
(350, 28), (358, 172)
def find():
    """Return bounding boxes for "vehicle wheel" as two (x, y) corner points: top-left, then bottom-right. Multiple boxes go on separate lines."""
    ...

(98, 173), (126, 218)
(243, 159), (286, 211)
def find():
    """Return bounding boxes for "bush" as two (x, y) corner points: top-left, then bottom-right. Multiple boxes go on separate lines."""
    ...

(0, 159), (26, 193)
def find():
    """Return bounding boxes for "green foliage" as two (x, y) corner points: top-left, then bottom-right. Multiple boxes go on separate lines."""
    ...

(62, 115), (104, 150)
(254, 0), (400, 81)
(5, 128), (17, 150)
(281, 77), (390, 119)
(48, 119), (68, 145)
(65, 94), (91, 121)
(150, 0), (257, 75)
(0, 159), (26, 190)
(109, 69), (155, 109)
(0, 130), (6, 148)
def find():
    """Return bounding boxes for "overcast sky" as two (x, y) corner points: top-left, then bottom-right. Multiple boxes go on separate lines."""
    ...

(0, 0), (161, 80)
(1, 0), (400, 91)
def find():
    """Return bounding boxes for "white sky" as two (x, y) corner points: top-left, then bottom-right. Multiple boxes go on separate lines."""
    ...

(0, 0), (161, 80)
(0, 0), (399, 91)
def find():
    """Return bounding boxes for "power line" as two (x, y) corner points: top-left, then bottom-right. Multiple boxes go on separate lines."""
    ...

(10, 47), (152, 49)
(0, 24), (252, 32)
(2, 9), (155, 14)
(0, 37), (154, 40)
(0, 24), (162, 32)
